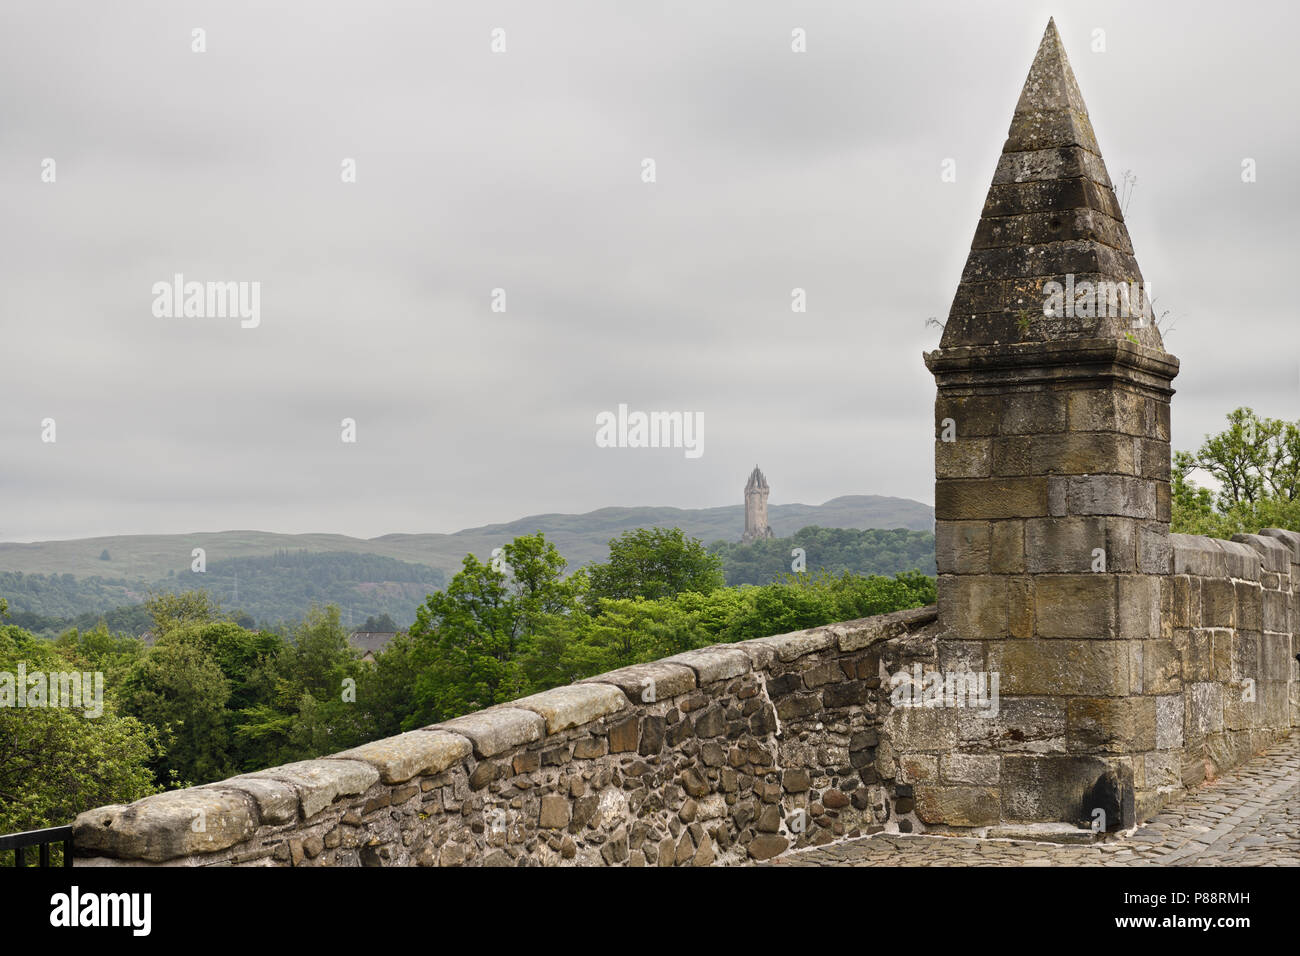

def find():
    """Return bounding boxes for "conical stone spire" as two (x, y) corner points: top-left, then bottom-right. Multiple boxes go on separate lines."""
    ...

(921, 20), (1180, 831)
(941, 19), (1161, 351)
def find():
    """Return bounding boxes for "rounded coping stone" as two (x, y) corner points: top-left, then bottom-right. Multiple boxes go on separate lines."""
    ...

(579, 661), (698, 702)
(1214, 538), (1263, 581)
(327, 729), (473, 784)
(737, 627), (835, 666)
(831, 606), (938, 652)
(1232, 533), (1292, 573)
(1170, 534), (1229, 577)
(198, 774), (300, 824)
(246, 758), (380, 820)
(1260, 527), (1300, 561)
(429, 707), (547, 758)
(508, 683), (629, 735)
(661, 645), (752, 685)
(72, 788), (258, 863)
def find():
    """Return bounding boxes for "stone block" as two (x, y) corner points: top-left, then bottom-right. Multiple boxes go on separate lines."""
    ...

(198, 775), (298, 825)
(431, 707), (546, 758)
(989, 521), (1026, 573)
(1116, 575), (1161, 639)
(1008, 577), (1034, 637)
(1169, 535), (1226, 577)
(250, 759), (379, 820)
(1262, 589), (1288, 633)
(73, 789), (257, 863)
(936, 437), (992, 478)
(999, 754), (1115, 823)
(1260, 631), (1293, 682)
(1030, 432), (1135, 476)
(988, 640), (1129, 696)
(1033, 574), (1115, 638)
(1260, 528), (1300, 562)
(992, 435), (1033, 476)
(1063, 475), (1156, 519)
(935, 478), (1049, 521)
(935, 394), (1001, 437)
(886, 707), (959, 752)
(1186, 683), (1224, 737)
(608, 716), (640, 753)
(662, 646), (750, 685)
(938, 574), (1009, 638)
(1025, 516), (1134, 573)
(1217, 540), (1261, 581)
(1137, 524), (1171, 574)
(329, 730), (472, 784)
(1143, 751), (1181, 791)
(1135, 438), (1171, 480)
(1232, 533), (1290, 572)
(1200, 578), (1236, 628)
(1142, 640), (1182, 695)
(741, 626), (835, 664)
(914, 786), (1000, 826)
(898, 753), (938, 783)
(1000, 390), (1068, 435)
(830, 605), (937, 652)
(1233, 581), (1262, 632)
(957, 696), (1066, 752)
(578, 660), (696, 703)
(509, 683), (627, 736)
(1065, 697), (1156, 752)
(539, 794), (571, 829)
(935, 520), (991, 574)
(940, 753), (1001, 785)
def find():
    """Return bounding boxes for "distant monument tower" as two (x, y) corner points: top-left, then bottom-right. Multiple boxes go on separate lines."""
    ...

(742, 466), (774, 543)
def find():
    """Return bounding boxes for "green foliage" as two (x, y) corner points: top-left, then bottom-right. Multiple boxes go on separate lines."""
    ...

(1172, 408), (1300, 537)
(513, 569), (935, 696)
(119, 636), (234, 785)
(710, 526), (935, 585)
(404, 533), (576, 727)
(361, 612), (398, 632)
(587, 527), (725, 605)
(0, 623), (160, 855)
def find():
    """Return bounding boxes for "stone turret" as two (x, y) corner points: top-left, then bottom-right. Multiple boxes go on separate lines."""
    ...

(921, 19), (1179, 829)
(742, 466), (774, 543)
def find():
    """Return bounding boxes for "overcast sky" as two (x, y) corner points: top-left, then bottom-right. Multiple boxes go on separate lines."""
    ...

(2, 0), (1297, 543)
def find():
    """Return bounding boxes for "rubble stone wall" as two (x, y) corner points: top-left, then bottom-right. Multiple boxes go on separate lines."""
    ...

(73, 606), (938, 866)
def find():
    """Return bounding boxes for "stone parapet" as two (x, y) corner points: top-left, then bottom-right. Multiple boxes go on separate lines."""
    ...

(73, 606), (939, 866)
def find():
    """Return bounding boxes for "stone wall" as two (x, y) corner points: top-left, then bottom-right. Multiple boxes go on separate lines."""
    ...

(72, 606), (937, 866)
(1159, 530), (1299, 795)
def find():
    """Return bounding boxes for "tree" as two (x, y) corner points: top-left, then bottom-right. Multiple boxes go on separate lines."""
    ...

(119, 637), (234, 785)
(361, 612), (397, 632)
(0, 624), (159, 854)
(587, 528), (725, 605)
(99, 549), (111, 561)
(1173, 408), (1300, 536)
(144, 590), (224, 637)
(404, 533), (578, 726)
(232, 606), (366, 769)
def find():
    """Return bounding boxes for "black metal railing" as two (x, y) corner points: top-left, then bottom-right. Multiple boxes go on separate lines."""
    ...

(0, 825), (74, 867)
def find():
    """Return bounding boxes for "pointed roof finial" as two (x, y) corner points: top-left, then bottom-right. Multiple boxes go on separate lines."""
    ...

(939, 18), (1163, 351)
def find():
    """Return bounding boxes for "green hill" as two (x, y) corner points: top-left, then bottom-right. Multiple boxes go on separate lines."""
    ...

(0, 495), (934, 631)
(0, 495), (933, 582)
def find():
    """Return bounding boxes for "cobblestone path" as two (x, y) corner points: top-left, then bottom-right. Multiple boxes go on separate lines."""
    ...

(766, 735), (1300, 867)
